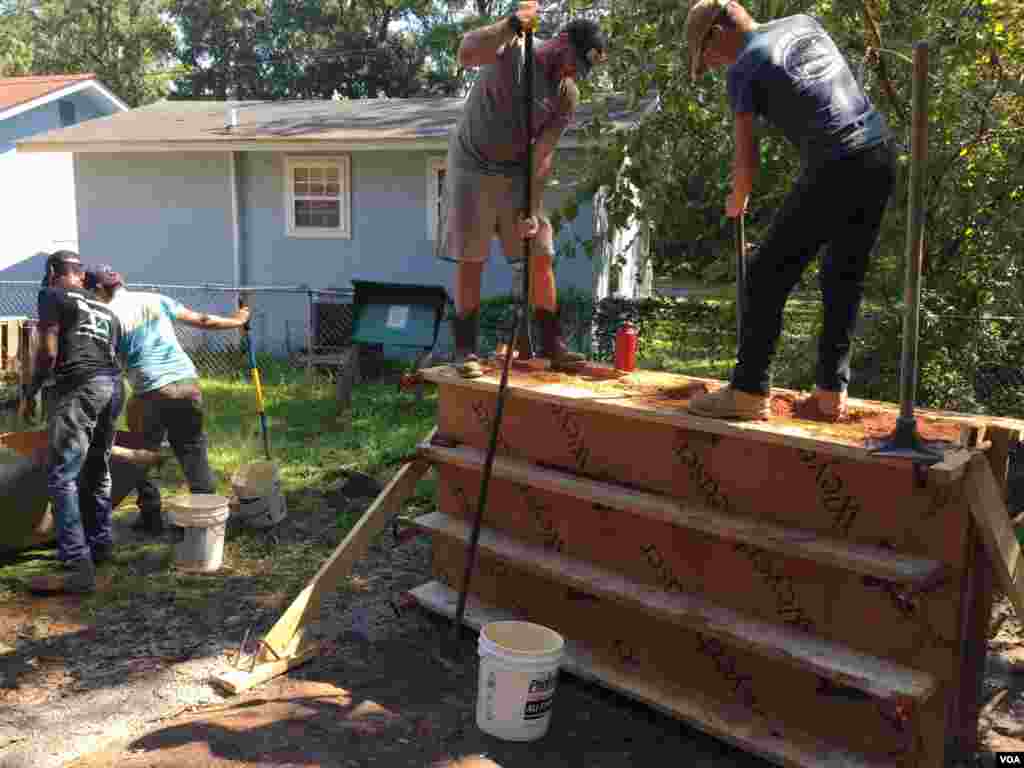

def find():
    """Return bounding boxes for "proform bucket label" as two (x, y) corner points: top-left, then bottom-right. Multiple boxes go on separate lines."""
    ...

(523, 673), (557, 720)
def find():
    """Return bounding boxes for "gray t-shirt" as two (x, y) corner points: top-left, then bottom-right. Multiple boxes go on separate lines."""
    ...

(450, 37), (573, 176)
(727, 15), (889, 166)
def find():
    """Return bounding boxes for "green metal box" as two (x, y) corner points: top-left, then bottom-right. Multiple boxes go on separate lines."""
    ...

(349, 280), (449, 350)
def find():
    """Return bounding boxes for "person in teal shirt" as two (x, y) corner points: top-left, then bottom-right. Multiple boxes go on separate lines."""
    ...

(87, 266), (250, 534)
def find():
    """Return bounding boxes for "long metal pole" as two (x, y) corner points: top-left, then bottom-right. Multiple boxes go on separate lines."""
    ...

(735, 212), (746, 344)
(897, 42), (929, 421)
(451, 21), (537, 654)
(514, 24), (536, 360)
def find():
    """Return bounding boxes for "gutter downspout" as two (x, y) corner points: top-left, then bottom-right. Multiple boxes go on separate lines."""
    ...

(229, 150), (242, 286)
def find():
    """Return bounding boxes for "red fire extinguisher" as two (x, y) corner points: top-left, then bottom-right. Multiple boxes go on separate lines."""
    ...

(615, 322), (638, 372)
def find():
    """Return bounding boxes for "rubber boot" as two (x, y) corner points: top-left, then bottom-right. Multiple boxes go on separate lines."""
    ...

(451, 311), (483, 379)
(535, 308), (585, 373)
(132, 505), (165, 536)
(28, 557), (96, 594)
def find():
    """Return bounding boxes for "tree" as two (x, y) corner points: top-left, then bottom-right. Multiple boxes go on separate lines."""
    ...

(569, 0), (1024, 410)
(0, 0), (34, 76)
(9, 0), (177, 106)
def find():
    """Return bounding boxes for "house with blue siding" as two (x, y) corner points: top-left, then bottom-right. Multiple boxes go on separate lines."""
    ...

(16, 96), (654, 354)
(0, 74), (128, 276)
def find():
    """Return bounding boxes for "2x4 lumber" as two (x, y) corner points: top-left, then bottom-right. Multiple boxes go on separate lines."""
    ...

(257, 454), (432, 661)
(951, 426), (1013, 759)
(928, 448), (976, 484)
(414, 511), (936, 704)
(410, 580), (895, 768)
(210, 452), (431, 695)
(419, 441), (945, 588)
(964, 453), (1024, 619)
(211, 642), (321, 697)
(420, 367), (974, 466)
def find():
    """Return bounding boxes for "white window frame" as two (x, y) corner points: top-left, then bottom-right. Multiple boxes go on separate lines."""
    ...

(284, 155), (351, 239)
(426, 155), (446, 241)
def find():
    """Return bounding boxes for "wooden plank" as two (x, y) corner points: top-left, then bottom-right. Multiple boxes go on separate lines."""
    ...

(255, 443), (433, 664)
(963, 453), (1024, 619)
(211, 642), (321, 696)
(420, 441), (945, 588)
(421, 365), (1024, 464)
(410, 580), (894, 768)
(929, 448), (976, 484)
(413, 511), (937, 704)
(952, 427), (1015, 757)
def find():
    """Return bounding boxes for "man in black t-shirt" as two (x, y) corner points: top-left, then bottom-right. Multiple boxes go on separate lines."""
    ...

(23, 251), (124, 594)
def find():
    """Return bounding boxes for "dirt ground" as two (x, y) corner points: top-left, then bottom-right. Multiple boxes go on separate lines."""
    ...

(2, 458), (1023, 768)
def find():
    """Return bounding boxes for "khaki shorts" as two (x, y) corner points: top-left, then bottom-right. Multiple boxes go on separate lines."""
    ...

(437, 164), (554, 265)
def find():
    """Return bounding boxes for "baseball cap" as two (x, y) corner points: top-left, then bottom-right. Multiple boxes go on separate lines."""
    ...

(83, 264), (124, 291)
(563, 18), (608, 80)
(41, 250), (84, 286)
(686, 0), (732, 81)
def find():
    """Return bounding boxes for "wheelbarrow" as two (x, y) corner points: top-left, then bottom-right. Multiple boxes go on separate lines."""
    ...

(1, 428), (164, 554)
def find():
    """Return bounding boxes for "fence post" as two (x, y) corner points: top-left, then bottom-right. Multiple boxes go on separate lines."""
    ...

(306, 290), (314, 380)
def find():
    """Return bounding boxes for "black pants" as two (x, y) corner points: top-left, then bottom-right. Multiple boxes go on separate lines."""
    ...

(731, 141), (897, 396)
(131, 379), (216, 515)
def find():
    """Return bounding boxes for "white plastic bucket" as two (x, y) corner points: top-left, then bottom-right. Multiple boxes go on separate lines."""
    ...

(165, 494), (230, 572)
(476, 621), (565, 741)
(230, 461), (287, 529)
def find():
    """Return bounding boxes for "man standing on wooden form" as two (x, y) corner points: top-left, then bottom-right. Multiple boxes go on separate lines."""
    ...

(22, 251), (123, 594)
(440, 2), (608, 378)
(684, 0), (896, 421)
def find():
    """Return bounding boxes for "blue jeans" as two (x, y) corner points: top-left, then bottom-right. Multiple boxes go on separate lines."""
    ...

(47, 375), (125, 563)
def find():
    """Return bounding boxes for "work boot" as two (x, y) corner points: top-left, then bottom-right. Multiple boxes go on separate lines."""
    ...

(799, 388), (848, 421)
(132, 506), (165, 536)
(91, 542), (114, 566)
(535, 308), (586, 373)
(28, 557), (96, 595)
(688, 386), (771, 421)
(451, 311), (483, 379)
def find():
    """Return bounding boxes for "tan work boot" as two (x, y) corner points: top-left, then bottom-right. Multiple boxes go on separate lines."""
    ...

(450, 312), (484, 379)
(535, 308), (586, 373)
(688, 386), (771, 421)
(28, 557), (96, 595)
(801, 388), (848, 421)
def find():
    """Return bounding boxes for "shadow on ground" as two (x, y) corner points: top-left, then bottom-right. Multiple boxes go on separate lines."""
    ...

(66, 623), (764, 768)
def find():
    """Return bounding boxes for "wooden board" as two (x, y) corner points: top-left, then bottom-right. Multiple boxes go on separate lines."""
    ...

(433, 460), (962, 669)
(422, 365), (1024, 436)
(964, 454), (1024, 619)
(414, 511), (936, 704)
(259, 456), (431, 660)
(421, 441), (945, 588)
(421, 365), (1018, 465)
(410, 580), (896, 768)
(433, 383), (975, 568)
(210, 438), (434, 696)
(211, 642), (321, 696)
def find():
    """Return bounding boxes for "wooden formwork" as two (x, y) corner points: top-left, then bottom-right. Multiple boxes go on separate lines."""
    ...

(0, 317), (26, 375)
(411, 364), (1024, 768)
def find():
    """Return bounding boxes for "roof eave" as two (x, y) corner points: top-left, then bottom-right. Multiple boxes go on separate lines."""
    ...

(0, 78), (128, 124)
(15, 134), (601, 154)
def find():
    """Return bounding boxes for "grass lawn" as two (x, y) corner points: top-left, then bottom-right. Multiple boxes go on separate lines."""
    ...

(0, 361), (438, 615)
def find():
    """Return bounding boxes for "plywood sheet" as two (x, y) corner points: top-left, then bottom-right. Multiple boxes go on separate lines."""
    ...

(429, 536), (933, 765)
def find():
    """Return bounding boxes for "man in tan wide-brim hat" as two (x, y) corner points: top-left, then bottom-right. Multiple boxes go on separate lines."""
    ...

(683, 1), (897, 422)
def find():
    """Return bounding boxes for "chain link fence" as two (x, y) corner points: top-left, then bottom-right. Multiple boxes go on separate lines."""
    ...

(0, 281), (357, 380)
(3, 279), (1023, 420)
